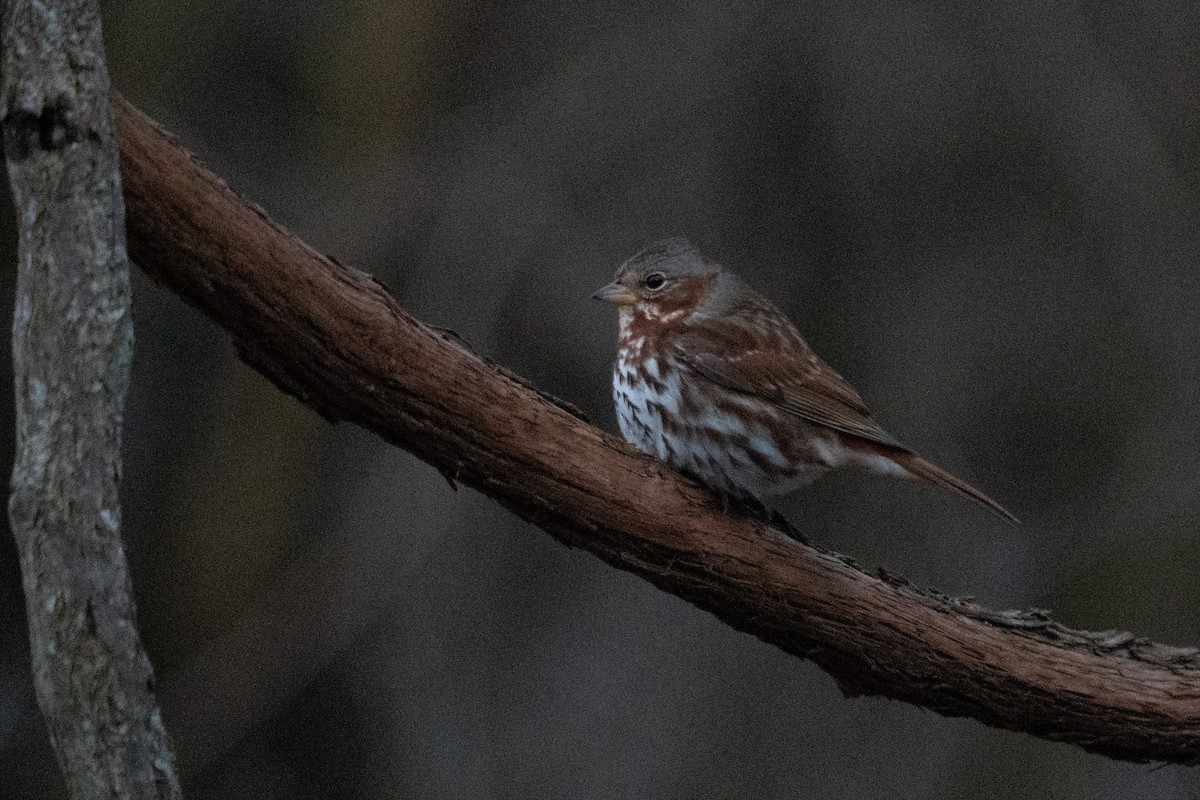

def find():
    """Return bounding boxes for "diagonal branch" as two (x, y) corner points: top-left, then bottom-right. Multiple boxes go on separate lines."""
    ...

(114, 95), (1200, 766)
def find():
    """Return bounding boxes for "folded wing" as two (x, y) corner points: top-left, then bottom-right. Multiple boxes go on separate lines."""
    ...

(674, 320), (907, 450)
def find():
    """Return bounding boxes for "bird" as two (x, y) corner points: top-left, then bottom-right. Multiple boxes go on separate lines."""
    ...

(591, 237), (1016, 523)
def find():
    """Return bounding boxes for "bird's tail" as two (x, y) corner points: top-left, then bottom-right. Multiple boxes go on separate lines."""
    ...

(889, 450), (1018, 525)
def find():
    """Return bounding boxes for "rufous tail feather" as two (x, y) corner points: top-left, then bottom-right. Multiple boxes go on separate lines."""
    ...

(890, 451), (1018, 525)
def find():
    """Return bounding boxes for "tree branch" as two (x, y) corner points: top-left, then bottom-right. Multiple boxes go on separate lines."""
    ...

(1, 5), (180, 799)
(114, 94), (1200, 766)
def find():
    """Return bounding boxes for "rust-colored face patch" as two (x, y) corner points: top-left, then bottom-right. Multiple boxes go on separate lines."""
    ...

(629, 274), (709, 333)
(649, 275), (707, 316)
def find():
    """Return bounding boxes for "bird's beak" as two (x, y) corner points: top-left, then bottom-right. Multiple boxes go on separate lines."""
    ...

(592, 281), (636, 306)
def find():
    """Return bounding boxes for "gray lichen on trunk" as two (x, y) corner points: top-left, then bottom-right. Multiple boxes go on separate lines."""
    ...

(2, 1), (181, 798)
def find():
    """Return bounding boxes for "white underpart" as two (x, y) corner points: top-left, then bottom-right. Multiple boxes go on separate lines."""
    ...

(615, 366), (817, 496)
(614, 333), (812, 496)
(614, 309), (911, 496)
(811, 438), (913, 480)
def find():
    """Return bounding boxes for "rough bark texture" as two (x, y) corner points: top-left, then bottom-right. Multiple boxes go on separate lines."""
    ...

(1, 5), (181, 799)
(114, 95), (1200, 766)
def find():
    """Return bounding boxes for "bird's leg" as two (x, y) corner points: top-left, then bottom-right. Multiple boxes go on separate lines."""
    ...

(712, 487), (769, 519)
(736, 491), (769, 519)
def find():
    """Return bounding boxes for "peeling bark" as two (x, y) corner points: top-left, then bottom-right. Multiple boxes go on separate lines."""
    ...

(2, 3), (181, 798)
(113, 96), (1200, 765)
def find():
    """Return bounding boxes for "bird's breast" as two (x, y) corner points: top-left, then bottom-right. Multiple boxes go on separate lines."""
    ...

(612, 342), (832, 497)
(614, 341), (676, 460)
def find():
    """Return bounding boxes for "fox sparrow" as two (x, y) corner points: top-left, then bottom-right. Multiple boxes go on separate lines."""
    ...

(592, 237), (1015, 522)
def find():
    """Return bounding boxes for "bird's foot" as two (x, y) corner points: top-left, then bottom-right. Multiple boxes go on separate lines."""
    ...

(713, 488), (768, 519)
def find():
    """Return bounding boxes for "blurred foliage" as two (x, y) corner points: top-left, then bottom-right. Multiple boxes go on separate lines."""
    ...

(2, 0), (1200, 798)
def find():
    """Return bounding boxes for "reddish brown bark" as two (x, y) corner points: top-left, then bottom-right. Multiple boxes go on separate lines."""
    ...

(115, 95), (1200, 766)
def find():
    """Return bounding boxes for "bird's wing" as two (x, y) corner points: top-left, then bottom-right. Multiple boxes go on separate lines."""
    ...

(674, 321), (907, 449)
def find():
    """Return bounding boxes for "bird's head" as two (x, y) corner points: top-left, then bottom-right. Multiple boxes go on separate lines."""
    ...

(592, 237), (720, 323)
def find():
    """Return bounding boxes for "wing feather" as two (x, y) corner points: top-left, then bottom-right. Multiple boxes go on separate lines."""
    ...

(674, 319), (906, 450)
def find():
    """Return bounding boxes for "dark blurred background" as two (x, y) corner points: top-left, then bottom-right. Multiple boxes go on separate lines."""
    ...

(3, 0), (1200, 797)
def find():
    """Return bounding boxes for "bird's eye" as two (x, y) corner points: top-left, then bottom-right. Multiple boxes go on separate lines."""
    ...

(644, 272), (666, 290)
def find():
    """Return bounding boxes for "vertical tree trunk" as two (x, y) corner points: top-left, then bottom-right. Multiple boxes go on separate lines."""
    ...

(1, 2), (182, 798)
